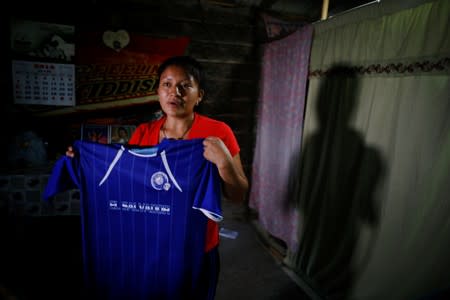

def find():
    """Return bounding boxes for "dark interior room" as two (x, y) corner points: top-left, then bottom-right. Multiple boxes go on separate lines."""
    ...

(1, 0), (449, 299)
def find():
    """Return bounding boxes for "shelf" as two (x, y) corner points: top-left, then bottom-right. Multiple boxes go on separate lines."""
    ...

(33, 95), (159, 117)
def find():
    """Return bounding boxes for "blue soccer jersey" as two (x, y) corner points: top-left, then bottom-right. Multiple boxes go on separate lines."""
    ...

(43, 138), (222, 300)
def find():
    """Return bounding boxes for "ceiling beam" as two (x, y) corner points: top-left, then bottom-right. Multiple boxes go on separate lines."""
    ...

(321, 0), (329, 20)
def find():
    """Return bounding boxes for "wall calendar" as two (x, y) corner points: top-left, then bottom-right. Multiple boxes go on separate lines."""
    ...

(12, 60), (75, 106)
(10, 18), (75, 106)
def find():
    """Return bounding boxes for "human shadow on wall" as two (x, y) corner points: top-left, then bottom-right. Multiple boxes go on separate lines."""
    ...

(286, 65), (385, 299)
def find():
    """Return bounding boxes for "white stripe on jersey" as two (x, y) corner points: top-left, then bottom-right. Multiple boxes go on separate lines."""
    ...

(161, 150), (182, 192)
(99, 147), (125, 186)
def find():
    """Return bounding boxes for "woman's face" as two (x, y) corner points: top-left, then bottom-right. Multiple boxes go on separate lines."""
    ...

(157, 65), (203, 118)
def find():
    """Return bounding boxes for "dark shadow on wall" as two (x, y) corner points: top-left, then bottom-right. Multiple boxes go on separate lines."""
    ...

(285, 65), (385, 299)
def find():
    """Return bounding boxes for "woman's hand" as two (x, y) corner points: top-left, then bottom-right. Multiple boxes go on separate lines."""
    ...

(202, 137), (233, 169)
(66, 146), (75, 158)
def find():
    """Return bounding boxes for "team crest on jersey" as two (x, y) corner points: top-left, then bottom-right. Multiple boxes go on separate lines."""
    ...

(151, 171), (171, 191)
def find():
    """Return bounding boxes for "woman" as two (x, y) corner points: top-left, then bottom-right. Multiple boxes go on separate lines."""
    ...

(68, 55), (248, 298)
(129, 55), (248, 298)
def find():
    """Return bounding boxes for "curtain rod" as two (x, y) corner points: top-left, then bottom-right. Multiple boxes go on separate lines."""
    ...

(314, 0), (381, 24)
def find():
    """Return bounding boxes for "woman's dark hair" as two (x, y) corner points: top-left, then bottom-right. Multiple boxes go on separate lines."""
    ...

(157, 56), (206, 92)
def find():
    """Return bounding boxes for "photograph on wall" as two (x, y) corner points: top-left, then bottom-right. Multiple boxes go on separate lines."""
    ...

(81, 124), (109, 144)
(110, 125), (135, 144)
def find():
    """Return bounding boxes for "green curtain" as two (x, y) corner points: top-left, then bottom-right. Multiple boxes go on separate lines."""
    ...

(287, 1), (450, 299)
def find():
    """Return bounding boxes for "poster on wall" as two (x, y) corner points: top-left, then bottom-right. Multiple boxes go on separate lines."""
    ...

(80, 124), (136, 144)
(75, 31), (190, 107)
(81, 124), (109, 144)
(10, 19), (75, 106)
(110, 125), (135, 144)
